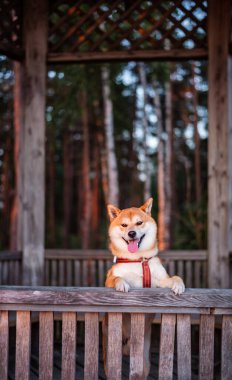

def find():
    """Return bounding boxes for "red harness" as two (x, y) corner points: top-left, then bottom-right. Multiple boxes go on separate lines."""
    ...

(116, 258), (151, 288)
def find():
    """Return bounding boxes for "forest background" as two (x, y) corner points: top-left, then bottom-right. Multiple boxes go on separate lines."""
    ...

(0, 56), (208, 251)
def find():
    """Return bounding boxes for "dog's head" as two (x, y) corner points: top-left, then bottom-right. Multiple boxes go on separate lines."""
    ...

(107, 198), (157, 259)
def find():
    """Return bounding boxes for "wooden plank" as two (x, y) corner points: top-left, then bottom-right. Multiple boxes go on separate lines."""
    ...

(130, 313), (145, 380)
(0, 311), (8, 380)
(158, 314), (176, 380)
(44, 249), (207, 261)
(177, 314), (191, 380)
(59, 260), (65, 286)
(51, 260), (57, 286)
(221, 315), (232, 380)
(194, 261), (201, 288)
(177, 260), (184, 279)
(84, 312), (99, 380)
(45, 260), (50, 286)
(107, 313), (122, 380)
(82, 261), (88, 287)
(74, 261), (81, 286)
(0, 288), (231, 310)
(21, 0), (48, 286)
(185, 261), (192, 288)
(199, 315), (215, 380)
(0, 251), (22, 261)
(15, 311), (31, 380)
(61, 312), (77, 380)
(48, 48), (208, 64)
(66, 260), (72, 286)
(39, 312), (53, 380)
(168, 261), (175, 276)
(207, 0), (230, 288)
(98, 260), (105, 286)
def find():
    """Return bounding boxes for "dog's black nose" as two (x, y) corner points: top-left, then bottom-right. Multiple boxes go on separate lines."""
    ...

(128, 231), (136, 239)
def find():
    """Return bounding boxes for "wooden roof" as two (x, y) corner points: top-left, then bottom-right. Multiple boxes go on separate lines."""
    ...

(0, 0), (209, 62)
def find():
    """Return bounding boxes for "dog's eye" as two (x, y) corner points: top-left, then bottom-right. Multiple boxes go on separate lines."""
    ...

(121, 224), (128, 228)
(136, 221), (143, 226)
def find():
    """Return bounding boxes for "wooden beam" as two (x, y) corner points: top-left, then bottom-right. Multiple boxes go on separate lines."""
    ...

(47, 48), (208, 64)
(207, 0), (230, 288)
(228, 56), (232, 260)
(21, 0), (48, 285)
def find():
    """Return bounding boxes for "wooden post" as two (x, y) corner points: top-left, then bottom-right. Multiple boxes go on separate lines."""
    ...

(20, 0), (48, 285)
(228, 56), (232, 279)
(207, 0), (230, 288)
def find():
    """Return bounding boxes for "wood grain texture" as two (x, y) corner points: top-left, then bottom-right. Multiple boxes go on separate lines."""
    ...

(130, 313), (145, 380)
(0, 311), (8, 380)
(177, 314), (191, 380)
(107, 313), (122, 380)
(84, 312), (99, 380)
(15, 311), (31, 380)
(61, 312), (76, 380)
(221, 315), (232, 380)
(207, 0), (230, 288)
(0, 288), (231, 310)
(158, 314), (176, 380)
(199, 315), (215, 380)
(21, 0), (48, 286)
(48, 48), (208, 63)
(39, 311), (53, 380)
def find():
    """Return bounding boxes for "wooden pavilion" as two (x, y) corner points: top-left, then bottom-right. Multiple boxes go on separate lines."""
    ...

(0, 0), (231, 287)
(1, 1), (232, 379)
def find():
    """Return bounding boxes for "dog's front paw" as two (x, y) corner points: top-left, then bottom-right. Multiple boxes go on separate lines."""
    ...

(115, 278), (130, 292)
(171, 276), (185, 295)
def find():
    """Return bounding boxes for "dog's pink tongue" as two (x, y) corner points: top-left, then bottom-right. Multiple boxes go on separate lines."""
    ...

(128, 240), (139, 253)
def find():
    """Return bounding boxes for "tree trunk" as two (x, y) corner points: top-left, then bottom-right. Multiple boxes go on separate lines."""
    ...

(63, 129), (73, 247)
(192, 62), (202, 246)
(101, 65), (119, 206)
(80, 89), (91, 249)
(164, 79), (173, 249)
(10, 62), (23, 251)
(47, 129), (55, 246)
(153, 83), (166, 250)
(138, 62), (151, 201)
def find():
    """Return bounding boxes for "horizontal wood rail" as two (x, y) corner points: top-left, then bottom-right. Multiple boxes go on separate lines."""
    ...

(0, 249), (208, 287)
(0, 287), (231, 379)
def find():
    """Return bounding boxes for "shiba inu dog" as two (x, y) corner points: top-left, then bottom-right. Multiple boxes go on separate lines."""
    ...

(103, 198), (185, 378)
(105, 197), (185, 294)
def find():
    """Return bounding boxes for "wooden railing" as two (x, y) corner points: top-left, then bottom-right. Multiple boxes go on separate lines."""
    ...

(0, 249), (208, 287)
(0, 287), (231, 379)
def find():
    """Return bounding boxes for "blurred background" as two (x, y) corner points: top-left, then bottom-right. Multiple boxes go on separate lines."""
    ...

(0, 57), (208, 251)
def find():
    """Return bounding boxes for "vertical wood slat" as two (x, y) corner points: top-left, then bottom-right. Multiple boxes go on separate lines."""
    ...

(61, 312), (77, 380)
(199, 314), (215, 380)
(74, 261), (80, 286)
(194, 261), (201, 288)
(15, 311), (31, 380)
(39, 312), (54, 380)
(130, 313), (145, 380)
(185, 261), (192, 288)
(98, 260), (105, 286)
(51, 260), (57, 286)
(158, 314), (176, 380)
(107, 313), (122, 380)
(59, 260), (65, 286)
(177, 314), (191, 380)
(0, 311), (9, 380)
(66, 260), (72, 286)
(221, 315), (232, 380)
(84, 313), (99, 380)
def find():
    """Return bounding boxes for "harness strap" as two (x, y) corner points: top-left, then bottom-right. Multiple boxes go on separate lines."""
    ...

(116, 258), (151, 288)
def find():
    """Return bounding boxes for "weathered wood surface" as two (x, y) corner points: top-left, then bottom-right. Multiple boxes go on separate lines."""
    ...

(0, 311), (8, 380)
(84, 312), (99, 380)
(221, 315), (232, 380)
(207, 0), (230, 288)
(39, 311), (54, 380)
(177, 314), (191, 380)
(107, 313), (122, 380)
(21, 0), (48, 286)
(0, 288), (231, 313)
(48, 48), (208, 64)
(199, 315), (215, 380)
(158, 314), (176, 380)
(130, 313), (145, 380)
(15, 311), (31, 380)
(61, 312), (76, 380)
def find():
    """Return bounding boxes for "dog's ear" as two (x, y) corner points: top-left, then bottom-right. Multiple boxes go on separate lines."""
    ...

(107, 204), (121, 221)
(140, 198), (153, 215)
